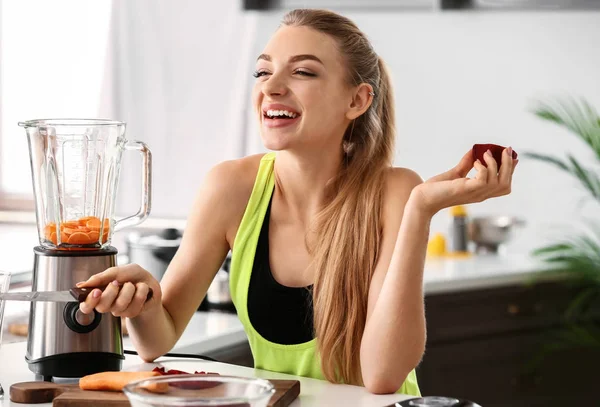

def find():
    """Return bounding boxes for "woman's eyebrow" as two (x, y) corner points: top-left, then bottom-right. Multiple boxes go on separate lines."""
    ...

(256, 53), (324, 66)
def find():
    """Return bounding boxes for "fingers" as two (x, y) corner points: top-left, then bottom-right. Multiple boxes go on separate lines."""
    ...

(428, 150), (475, 183)
(79, 288), (102, 314)
(120, 283), (150, 318)
(454, 149), (476, 178)
(95, 280), (121, 313)
(76, 267), (120, 289)
(473, 159), (488, 184)
(498, 147), (515, 194)
(77, 264), (156, 317)
(77, 264), (145, 289)
(482, 149), (499, 185)
(111, 282), (136, 316)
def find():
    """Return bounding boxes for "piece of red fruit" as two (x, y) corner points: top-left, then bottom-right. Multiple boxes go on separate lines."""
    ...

(472, 143), (517, 168)
(152, 367), (222, 390)
(152, 367), (219, 376)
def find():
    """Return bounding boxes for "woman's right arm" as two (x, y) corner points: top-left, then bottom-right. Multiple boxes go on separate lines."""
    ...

(78, 160), (246, 362)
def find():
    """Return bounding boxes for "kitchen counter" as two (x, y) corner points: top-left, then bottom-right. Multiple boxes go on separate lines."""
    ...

(422, 252), (558, 294)
(0, 341), (413, 406)
(2, 253), (559, 349)
(123, 311), (246, 356)
(2, 310), (247, 356)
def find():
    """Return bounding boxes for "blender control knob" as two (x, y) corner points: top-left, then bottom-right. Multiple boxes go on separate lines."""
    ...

(63, 302), (102, 334)
(75, 309), (96, 326)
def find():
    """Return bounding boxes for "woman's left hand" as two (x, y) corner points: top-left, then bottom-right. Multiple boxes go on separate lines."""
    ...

(412, 146), (518, 216)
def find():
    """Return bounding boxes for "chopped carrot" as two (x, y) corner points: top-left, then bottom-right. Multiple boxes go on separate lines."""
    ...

(88, 231), (100, 243)
(87, 218), (110, 231)
(62, 227), (79, 235)
(44, 224), (57, 240)
(68, 232), (92, 245)
(86, 218), (101, 229)
(78, 216), (99, 226)
(61, 221), (80, 229)
(45, 217), (111, 248)
(79, 371), (167, 393)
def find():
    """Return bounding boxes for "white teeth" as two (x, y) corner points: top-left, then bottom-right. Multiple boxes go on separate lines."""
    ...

(266, 109), (298, 119)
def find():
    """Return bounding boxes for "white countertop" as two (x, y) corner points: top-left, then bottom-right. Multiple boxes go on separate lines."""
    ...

(2, 310), (247, 356)
(422, 252), (557, 294)
(124, 311), (247, 356)
(0, 341), (412, 406)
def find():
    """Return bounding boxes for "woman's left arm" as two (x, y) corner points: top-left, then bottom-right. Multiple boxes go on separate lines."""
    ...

(361, 147), (517, 394)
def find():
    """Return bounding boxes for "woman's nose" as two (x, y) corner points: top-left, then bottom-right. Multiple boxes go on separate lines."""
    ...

(262, 74), (288, 97)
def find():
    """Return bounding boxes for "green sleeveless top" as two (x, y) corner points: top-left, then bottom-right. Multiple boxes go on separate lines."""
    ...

(229, 152), (421, 396)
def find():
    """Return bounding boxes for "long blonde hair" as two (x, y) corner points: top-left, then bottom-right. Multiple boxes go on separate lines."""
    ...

(281, 9), (395, 385)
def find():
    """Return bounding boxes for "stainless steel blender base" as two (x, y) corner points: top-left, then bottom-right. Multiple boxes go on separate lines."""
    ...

(26, 246), (124, 379)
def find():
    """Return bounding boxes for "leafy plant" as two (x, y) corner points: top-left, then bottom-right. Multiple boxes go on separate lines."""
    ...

(523, 96), (600, 361)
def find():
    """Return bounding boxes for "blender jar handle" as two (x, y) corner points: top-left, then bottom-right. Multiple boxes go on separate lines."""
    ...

(114, 141), (152, 232)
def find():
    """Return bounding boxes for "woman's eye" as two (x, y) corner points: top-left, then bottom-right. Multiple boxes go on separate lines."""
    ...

(294, 70), (316, 77)
(253, 70), (269, 78)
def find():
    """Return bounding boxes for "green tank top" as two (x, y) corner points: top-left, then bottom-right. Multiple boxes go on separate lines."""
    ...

(229, 152), (421, 396)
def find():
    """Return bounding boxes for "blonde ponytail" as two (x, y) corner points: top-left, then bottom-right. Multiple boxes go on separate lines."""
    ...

(282, 9), (395, 385)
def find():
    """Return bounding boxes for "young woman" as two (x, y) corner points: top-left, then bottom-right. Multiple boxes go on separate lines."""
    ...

(79, 9), (517, 395)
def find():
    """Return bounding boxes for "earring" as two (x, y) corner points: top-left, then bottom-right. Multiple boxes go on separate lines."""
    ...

(369, 91), (375, 96)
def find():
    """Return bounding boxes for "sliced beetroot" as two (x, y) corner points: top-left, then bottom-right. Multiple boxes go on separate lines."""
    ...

(151, 367), (222, 390)
(152, 367), (219, 376)
(472, 143), (517, 168)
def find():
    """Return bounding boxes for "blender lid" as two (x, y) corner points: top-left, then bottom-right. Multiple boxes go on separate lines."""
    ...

(127, 228), (182, 249)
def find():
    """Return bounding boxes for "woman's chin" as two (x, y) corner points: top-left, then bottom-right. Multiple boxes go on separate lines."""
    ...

(260, 134), (293, 151)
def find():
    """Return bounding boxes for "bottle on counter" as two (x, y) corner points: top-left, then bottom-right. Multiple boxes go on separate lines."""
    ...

(449, 205), (469, 253)
(426, 232), (447, 258)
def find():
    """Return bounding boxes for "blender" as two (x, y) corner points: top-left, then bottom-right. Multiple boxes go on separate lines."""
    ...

(19, 119), (151, 381)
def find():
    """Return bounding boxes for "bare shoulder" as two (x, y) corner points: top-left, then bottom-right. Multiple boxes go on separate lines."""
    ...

(202, 154), (265, 211)
(199, 154), (266, 245)
(379, 167), (423, 232)
(204, 154), (264, 193)
(383, 167), (423, 205)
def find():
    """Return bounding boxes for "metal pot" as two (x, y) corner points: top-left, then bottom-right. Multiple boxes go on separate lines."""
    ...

(467, 216), (526, 254)
(126, 228), (182, 282)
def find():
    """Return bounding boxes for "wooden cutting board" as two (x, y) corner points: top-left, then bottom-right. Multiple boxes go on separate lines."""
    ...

(10, 378), (300, 407)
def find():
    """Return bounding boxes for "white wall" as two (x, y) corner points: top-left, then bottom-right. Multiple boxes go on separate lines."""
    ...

(99, 0), (258, 220)
(243, 10), (600, 254)
(101, 5), (600, 255)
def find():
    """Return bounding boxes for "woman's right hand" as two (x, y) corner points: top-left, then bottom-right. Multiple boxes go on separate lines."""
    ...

(77, 263), (162, 319)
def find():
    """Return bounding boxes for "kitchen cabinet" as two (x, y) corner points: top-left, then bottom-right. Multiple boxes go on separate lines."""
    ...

(417, 279), (600, 406)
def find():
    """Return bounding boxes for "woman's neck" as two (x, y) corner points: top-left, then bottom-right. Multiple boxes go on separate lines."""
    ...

(273, 148), (343, 225)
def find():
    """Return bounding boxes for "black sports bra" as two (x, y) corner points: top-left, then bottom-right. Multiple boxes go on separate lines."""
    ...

(247, 196), (315, 344)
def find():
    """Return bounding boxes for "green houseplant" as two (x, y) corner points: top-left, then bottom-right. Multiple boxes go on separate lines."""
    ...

(523, 96), (600, 358)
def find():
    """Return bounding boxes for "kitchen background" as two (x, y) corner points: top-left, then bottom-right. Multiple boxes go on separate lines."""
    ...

(1, 0), (600, 250)
(0, 1), (599, 406)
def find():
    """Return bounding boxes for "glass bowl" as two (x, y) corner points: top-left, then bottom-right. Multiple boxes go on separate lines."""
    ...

(123, 375), (275, 407)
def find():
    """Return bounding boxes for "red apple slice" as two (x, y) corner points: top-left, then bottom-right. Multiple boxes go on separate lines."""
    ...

(472, 143), (517, 168)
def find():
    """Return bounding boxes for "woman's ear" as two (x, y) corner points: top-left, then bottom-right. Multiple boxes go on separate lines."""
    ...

(346, 83), (374, 120)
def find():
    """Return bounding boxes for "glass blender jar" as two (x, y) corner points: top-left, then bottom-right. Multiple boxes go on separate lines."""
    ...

(19, 119), (151, 380)
(21, 119), (151, 249)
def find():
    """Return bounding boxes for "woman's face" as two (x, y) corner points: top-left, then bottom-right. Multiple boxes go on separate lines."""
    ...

(252, 25), (354, 154)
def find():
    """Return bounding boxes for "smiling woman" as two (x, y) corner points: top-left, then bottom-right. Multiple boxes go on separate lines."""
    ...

(76, 8), (517, 396)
